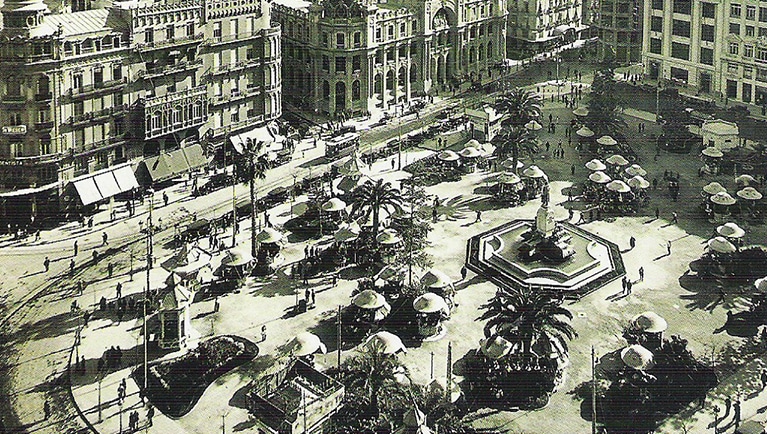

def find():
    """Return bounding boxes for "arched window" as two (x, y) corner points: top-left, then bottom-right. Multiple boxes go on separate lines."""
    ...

(352, 80), (361, 101)
(409, 66), (417, 82)
(151, 111), (162, 131)
(323, 80), (330, 98)
(173, 106), (182, 126)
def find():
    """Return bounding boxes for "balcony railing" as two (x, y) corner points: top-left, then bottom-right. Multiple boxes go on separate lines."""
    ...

(72, 136), (127, 156)
(67, 77), (127, 98)
(205, 31), (263, 46)
(134, 33), (205, 52)
(209, 58), (262, 76)
(35, 92), (53, 102)
(209, 114), (265, 138)
(67, 104), (129, 125)
(210, 85), (262, 106)
(35, 120), (54, 131)
(138, 58), (203, 79)
(144, 85), (206, 110)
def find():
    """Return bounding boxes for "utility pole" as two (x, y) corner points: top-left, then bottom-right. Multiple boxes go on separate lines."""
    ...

(144, 193), (153, 391)
(231, 149), (237, 249)
(337, 305), (342, 369)
(446, 341), (452, 403)
(591, 346), (597, 434)
(248, 140), (258, 258)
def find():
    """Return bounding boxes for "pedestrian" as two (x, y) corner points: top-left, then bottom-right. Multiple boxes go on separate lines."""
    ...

(667, 240), (672, 255)
(761, 368), (767, 390)
(83, 310), (90, 327)
(108, 262), (113, 278)
(391, 159), (395, 171)
(733, 397), (741, 429)
(304, 245), (309, 258)
(311, 288), (316, 305)
(92, 250), (98, 263)
(214, 296), (220, 312)
(78, 279), (84, 295)
(332, 273), (338, 287)
(102, 231), (108, 246)
(69, 259), (75, 275)
(43, 400), (51, 420)
(162, 192), (168, 207)
(568, 208), (574, 221)
(116, 281), (122, 299)
(638, 267), (644, 281)
(672, 211), (678, 224)
(655, 207), (660, 220)
(35, 229), (40, 242)
(80, 355), (86, 375)
(44, 256), (50, 272)
(146, 405), (155, 427)
(571, 164), (575, 176)
(305, 287), (311, 304)
(621, 276), (627, 294)
(432, 207), (438, 223)
(475, 210), (482, 223)
(461, 265), (468, 281)
(73, 240), (78, 256)
(626, 279), (633, 295)
(629, 236), (636, 250)
(261, 325), (267, 342)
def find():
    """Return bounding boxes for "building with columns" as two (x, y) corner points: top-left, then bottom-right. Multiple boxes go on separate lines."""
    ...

(642, 0), (767, 111)
(0, 0), (280, 225)
(506, 0), (587, 54)
(272, 0), (507, 117)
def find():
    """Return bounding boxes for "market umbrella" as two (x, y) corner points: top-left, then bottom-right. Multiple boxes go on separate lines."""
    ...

(576, 126), (595, 138)
(352, 289), (387, 309)
(375, 264), (405, 282)
(334, 221), (361, 243)
(710, 192), (737, 205)
(631, 312), (668, 333)
(755, 276), (767, 293)
(573, 107), (589, 117)
(497, 172), (522, 184)
(292, 201), (309, 216)
(288, 332), (327, 357)
(605, 154), (629, 166)
(607, 180), (631, 193)
(525, 120), (543, 131)
(717, 222), (745, 238)
(428, 376), (462, 403)
(621, 345), (654, 370)
(625, 164), (647, 177)
(459, 147), (482, 158)
(585, 159), (607, 171)
(628, 175), (650, 189)
(701, 147), (724, 158)
(420, 269), (453, 289)
(364, 331), (407, 354)
(322, 197), (347, 212)
(501, 158), (525, 170)
(737, 187), (763, 201)
(479, 335), (513, 360)
(256, 227), (283, 243)
(465, 139), (482, 149)
(596, 135), (618, 146)
(337, 176), (361, 193)
(588, 171), (611, 184)
(413, 292), (450, 314)
(522, 165), (546, 178)
(437, 150), (460, 162)
(376, 228), (402, 245)
(703, 182), (727, 195)
(736, 174), (756, 186)
(221, 249), (253, 267)
(707, 236), (737, 253)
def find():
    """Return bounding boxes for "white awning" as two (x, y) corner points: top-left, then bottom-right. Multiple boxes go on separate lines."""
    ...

(73, 178), (102, 206)
(94, 172), (121, 198)
(113, 165), (139, 191)
(231, 126), (276, 154)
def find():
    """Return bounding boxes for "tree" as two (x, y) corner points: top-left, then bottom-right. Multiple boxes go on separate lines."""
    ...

(586, 67), (626, 137)
(339, 346), (409, 419)
(237, 138), (271, 257)
(491, 126), (538, 173)
(494, 87), (542, 128)
(350, 179), (403, 245)
(479, 288), (577, 357)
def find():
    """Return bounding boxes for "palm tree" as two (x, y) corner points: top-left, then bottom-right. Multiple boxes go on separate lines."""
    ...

(495, 87), (542, 128)
(479, 287), (577, 357)
(586, 67), (626, 137)
(340, 346), (409, 418)
(491, 126), (538, 173)
(238, 138), (271, 257)
(350, 179), (403, 244)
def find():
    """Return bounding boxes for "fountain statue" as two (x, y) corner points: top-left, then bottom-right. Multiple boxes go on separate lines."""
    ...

(519, 204), (575, 263)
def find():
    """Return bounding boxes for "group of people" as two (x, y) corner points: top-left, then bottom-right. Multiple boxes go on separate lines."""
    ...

(97, 346), (124, 373)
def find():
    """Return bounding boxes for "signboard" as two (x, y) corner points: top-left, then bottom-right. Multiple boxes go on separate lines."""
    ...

(2, 125), (27, 135)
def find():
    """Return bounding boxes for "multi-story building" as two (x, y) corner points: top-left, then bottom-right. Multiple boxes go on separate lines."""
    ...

(273, 0), (507, 117)
(643, 0), (767, 110)
(506, 0), (586, 54)
(594, 0), (641, 64)
(0, 0), (280, 225)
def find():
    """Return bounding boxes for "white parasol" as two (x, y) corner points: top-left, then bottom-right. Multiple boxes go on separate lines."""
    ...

(585, 159), (607, 171)
(589, 171), (612, 184)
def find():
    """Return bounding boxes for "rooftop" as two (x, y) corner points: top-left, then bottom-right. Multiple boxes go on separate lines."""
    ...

(30, 8), (111, 38)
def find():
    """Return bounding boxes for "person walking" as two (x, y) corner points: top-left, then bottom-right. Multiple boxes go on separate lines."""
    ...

(107, 262), (113, 278)
(73, 240), (78, 256)
(116, 282), (122, 299)
(626, 279), (633, 295)
(733, 397), (741, 430)
(83, 310), (90, 327)
(261, 325), (267, 342)
(760, 368), (767, 390)
(655, 207), (660, 220)
(672, 211), (678, 224)
(146, 405), (155, 427)
(629, 236), (636, 250)
(69, 259), (75, 275)
(621, 276), (628, 295)
(43, 400), (51, 420)
(44, 256), (50, 273)
(102, 231), (108, 246)
(214, 296), (220, 312)
(475, 210), (482, 223)
(162, 192), (169, 207)
(311, 288), (316, 306)
(667, 240), (672, 255)
(638, 267), (644, 281)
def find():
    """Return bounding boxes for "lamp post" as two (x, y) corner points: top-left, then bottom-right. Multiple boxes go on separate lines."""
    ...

(143, 192), (152, 391)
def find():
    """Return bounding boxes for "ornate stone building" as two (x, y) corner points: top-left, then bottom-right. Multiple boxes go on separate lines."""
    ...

(506, 0), (587, 53)
(273, 0), (507, 117)
(0, 0), (280, 224)
(594, 0), (641, 64)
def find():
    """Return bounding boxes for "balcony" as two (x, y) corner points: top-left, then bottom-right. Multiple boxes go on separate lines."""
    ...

(67, 104), (129, 126)
(35, 120), (54, 131)
(144, 86), (208, 140)
(67, 77), (127, 99)
(35, 92), (53, 102)
(139, 58), (202, 79)
(210, 85), (262, 106)
(134, 33), (205, 53)
(144, 85), (206, 111)
(72, 136), (127, 157)
(209, 58), (262, 76)
(1, 95), (26, 106)
(209, 114), (266, 138)
(205, 31), (263, 47)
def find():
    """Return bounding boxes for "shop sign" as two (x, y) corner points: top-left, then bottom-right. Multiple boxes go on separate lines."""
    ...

(2, 125), (27, 135)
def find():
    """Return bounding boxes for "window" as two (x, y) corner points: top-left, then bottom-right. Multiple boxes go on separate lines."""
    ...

(187, 23), (195, 37)
(673, 19), (691, 37)
(673, 0), (691, 15)
(9, 112), (22, 126)
(744, 66), (753, 78)
(747, 5), (756, 20)
(760, 27), (767, 37)
(651, 16), (663, 32)
(166, 25), (174, 40)
(760, 7), (767, 22)
(352, 55), (361, 71)
(73, 73), (83, 90)
(745, 44), (754, 57)
(352, 80), (361, 101)
(400, 23), (405, 35)
(375, 28), (381, 41)
(113, 92), (123, 106)
(727, 79), (737, 97)
(671, 42), (690, 59)
(759, 48), (767, 61)
(38, 108), (48, 123)
(728, 62), (738, 74)
(729, 42), (739, 55)
(701, 2), (715, 18)
(650, 37), (662, 54)
(747, 25), (755, 37)
(231, 111), (239, 123)
(336, 33), (344, 48)
(322, 80), (330, 98)
(731, 4), (741, 18)
(387, 25), (394, 38)
(322, 55), (329, 71)
(353, 31), (361, 47)
(758, 68), (767, 82)
(112, 64), (122, 80)
(652, 0), (662, 10)
(335, 56), (346, 73)
(670, 67), (689, 82)
(144, 28), (154, 44)
(701, 24), (715, 41)
(700, 47), (714, 64)
(213, 22), (222, 39)
(730, 23), (741, 35)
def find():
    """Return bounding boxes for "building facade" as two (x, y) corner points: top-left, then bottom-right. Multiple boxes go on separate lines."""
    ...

(0, 0), (280, 222)
(594, 0), (641, 64)
(506, 0), (586, 54)
(643, 0), (767, 110)
(273, 0), (507, 117)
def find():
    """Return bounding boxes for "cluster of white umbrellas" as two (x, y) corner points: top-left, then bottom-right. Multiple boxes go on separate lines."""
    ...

(334, 221), (361, 243)
(707, 236), (737, 253)
(522, 165), (547, 180)
(701, 147), (724, 158)
(322, 197), (347, 212)
(576, 126), (594, 138)
(605, 154), (629, 166)
(589, 171), (611, 184)
(717, 222), (745, 239)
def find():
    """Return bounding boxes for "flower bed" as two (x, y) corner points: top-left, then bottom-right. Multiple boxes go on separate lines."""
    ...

(133, 335), (258, 417)
(403, 155), (462, 187)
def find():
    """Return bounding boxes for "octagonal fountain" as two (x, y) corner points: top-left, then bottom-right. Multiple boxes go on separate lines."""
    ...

(466, 204), (625, 297)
